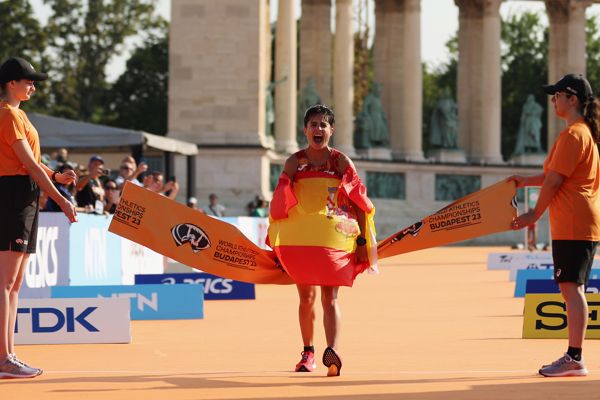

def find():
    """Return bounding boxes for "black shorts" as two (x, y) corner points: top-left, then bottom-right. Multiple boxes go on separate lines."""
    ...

(552, 240), (599, 285)
(0, 175), (39, 253)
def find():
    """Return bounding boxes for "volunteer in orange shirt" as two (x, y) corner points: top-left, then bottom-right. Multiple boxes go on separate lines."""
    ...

(509, 74), (600, 377)
(0, 57), (77, 379)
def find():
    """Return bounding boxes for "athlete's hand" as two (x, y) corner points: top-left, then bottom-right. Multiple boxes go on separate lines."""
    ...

(355, 244), (368, 264)
(56, 169), (77, 186)
(506, 175), (528, 188)
(511, 210), (537, 230)
(59, 198), (78, 223)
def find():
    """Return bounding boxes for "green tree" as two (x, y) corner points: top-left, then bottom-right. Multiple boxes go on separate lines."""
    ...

(43, 0), (164, 122)
(0, 0), (50, 112)
(105, 32), (168, 135)
(586, 14), (600, 96)
(353, 0), (372, 115)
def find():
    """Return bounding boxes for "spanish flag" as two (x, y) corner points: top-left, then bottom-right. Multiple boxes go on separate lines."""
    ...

(267, 167), (377, 287)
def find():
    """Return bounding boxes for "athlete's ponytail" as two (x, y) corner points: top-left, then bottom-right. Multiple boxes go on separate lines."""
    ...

(582, 95), (600, 144)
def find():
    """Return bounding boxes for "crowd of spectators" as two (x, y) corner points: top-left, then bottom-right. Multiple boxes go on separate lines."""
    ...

(39, 148), (269, 217)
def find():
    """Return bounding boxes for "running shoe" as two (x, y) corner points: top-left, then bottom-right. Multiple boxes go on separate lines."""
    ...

(295, 351), (316, 372)
(323, 347), (342, 377)
(9, 354), (43, 376)
(0, 357), (40, 379)
(539, 353), (588, 377)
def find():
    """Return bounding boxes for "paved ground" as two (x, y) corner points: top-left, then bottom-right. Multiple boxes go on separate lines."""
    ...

(3, 247), (600, 399)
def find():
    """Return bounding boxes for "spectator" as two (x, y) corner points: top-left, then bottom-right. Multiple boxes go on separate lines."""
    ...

(250, 198), (269, 217)
(187, 197), (205, 213)
(205, 193), (226, 217)
(143, 170), (179, 200)
(45, 163), (77, 211)
(75, 155), (107, 213)
(115, 156), (146, 188)
(103, 179), (120, 214)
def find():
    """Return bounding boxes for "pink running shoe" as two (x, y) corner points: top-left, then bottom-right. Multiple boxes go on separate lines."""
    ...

(295, 351), (316, 372)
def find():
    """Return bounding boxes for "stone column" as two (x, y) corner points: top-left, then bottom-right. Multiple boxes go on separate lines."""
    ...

(398, 0), (424, 161)
(275, 0), (298, 154)
(169, 0), (270, 146)
(455, 0), (503, 164)
(373, 0), (424, 161)
(546, 0), (590, 147)
(479, 0), (503, 164)
(300, 0), (332, 106)
(333, 0), (355, 156)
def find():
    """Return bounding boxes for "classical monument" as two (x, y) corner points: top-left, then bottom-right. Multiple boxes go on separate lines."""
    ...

(168, 0), (594, 242)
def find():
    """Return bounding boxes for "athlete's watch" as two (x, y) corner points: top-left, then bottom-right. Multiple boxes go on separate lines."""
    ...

(356, 236), (367, 246)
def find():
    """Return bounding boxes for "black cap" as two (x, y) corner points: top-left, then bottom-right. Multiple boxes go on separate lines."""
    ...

(0, 57), (48, 84)
(543, 74), (593, 102)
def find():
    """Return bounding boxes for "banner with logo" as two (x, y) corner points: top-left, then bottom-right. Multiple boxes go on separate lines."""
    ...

(51, 284), (204, 320)
(487, 251), (551, 270)
(109, 182), (293, 285)
(523, 293), (600, 339)
(69, 213), (123, 286)
(135, 273), (256, 300)
(377, 180), (518, 258)
(15, 297), (131, 344)
(526, 279), (600, 295)
(20, 213), (71, 298)
(514, 269), (600, 297)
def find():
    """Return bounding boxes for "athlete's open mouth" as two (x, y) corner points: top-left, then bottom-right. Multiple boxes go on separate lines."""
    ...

(313, 134), (324, 144)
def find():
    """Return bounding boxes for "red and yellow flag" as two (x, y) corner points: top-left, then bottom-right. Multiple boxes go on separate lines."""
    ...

(267, 168), (377, 287)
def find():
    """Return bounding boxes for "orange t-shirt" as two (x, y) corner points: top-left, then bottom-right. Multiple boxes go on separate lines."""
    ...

(0, 102), (41, 176)
(543, 119), (600, 241)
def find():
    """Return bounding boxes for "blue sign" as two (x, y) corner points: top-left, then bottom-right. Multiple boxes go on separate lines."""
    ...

(515, 269), (600, 297)
(135, 273), (255, 300)
(51, 284), (204, 320)
(20, 213), (71, 297)
(525, 279), (600, 295)
(68, 214), (122, 286)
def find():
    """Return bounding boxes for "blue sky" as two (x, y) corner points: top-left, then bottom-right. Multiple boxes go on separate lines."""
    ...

(30, 0), (600, 81)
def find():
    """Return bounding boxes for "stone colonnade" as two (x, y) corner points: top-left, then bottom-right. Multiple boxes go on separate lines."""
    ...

(273, 0), (593, 162)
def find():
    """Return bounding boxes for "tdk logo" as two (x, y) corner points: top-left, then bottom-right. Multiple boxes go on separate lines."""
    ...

(161, 276), (233, 294)
(99, 293), (158, 312)
(16, 307), (98, 333)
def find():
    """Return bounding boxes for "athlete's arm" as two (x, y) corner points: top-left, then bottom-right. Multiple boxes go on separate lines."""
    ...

(41, 162), (76, 186)
(282, 155), (298, 181)
(11, 140), (77, 222)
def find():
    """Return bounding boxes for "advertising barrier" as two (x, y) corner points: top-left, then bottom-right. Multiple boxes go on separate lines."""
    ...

(20, 213), (71, 298)
(525, 279), (600, 295)
(487, 251), (551, 270)
(121, 238), (165, 285)
(69, 214), (123, 286)
(51, 284), (204, 320)
(135, 273), (255, 300)
(508, 258), (600, 281)
(15, 297), (131, 344)
(514, 269), (600, 297)
(523, 293), (600, 339)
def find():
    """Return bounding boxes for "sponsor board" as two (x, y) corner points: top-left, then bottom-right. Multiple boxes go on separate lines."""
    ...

(523, 293), (600, 339)
(525, 279), (600, 295)
(514, 269), (600, 297)
(121, 238), (165, 285)
(69, 214), (123, 286)
(51, 284), (203, 320)
(508, 258), (600, 281)
(135, 273), (255, 300)
(20, 213), (71, 297)
(15, 297), (130, 344)
(487, 251), (551, 270)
